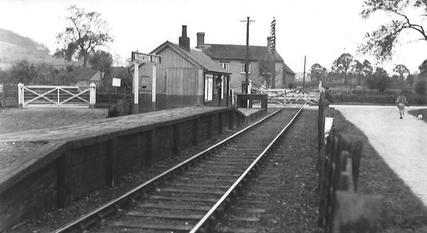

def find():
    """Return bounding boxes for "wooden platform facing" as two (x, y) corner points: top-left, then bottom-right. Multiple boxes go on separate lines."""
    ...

(0, 106), (246, 231)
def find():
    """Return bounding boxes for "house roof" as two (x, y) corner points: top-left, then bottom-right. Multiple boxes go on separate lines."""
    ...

(151, 41), (230, 74)
(283, 63), (295, 75)
(199, 44), (284, 62)
(74, 68), (101, 81)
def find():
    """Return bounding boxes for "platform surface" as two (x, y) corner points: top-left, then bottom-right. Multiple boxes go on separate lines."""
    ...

(0, 106), (226, 191)
(0, 106), (225, 142)
(236, 108), (264, 117)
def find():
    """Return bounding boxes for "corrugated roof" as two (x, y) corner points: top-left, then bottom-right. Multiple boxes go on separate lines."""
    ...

(200, 44), (284, 62)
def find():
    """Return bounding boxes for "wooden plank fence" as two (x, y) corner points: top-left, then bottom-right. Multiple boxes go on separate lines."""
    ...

(317, 90), (382, 233)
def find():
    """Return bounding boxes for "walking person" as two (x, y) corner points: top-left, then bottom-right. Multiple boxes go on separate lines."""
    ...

(395, 94), (409, 119)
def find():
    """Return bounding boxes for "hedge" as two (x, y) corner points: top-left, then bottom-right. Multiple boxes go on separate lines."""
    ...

(330, 93), (427, 105)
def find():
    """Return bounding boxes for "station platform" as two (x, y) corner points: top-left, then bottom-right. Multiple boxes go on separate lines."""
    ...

(0, 106), (249, 231)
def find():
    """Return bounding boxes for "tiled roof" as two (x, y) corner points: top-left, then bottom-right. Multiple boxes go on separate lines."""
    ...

(75, 68), (99, 81)
(199, 44), (284, 62)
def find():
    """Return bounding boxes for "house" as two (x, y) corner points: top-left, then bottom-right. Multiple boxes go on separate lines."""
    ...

(196, 32), (295, 92)
(136, 26), (231, 111)
(74, 68), (102, 87)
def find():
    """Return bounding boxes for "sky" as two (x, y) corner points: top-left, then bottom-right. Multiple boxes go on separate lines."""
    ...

(1, 0), (427, 74)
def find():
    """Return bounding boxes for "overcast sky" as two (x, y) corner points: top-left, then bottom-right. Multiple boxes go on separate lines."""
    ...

(1, 0), (427, 74)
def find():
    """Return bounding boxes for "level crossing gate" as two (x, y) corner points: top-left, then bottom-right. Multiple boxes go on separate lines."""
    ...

(17, 83), (96, 108)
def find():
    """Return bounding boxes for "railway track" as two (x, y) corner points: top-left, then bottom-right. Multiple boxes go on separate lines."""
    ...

(52, 106), (304, 233)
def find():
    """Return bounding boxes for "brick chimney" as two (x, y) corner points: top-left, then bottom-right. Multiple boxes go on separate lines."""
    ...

(196, 32), (205, 48)
(179, 25), (190, 52)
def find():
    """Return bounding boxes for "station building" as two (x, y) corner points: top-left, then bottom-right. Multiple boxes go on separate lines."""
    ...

(196, 32), (295, 92)
(135, 26), (231, 112)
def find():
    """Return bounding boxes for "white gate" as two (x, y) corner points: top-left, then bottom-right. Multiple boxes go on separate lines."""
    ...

(18, 83), (96, 108)
(263, 88), (319, 105)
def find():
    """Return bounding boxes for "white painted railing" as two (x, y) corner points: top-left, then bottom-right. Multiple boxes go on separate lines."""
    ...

(18, 83), (96, 108)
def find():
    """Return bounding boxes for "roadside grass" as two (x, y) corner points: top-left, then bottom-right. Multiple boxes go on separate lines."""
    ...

(0, 108), (108, 134)
(330, 108), (427, 232)
(408, 108), (427, 124)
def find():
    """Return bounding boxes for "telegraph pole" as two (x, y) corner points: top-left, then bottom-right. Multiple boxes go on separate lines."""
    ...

(302, 55), (306, 92)
(241, 17), (255, 94)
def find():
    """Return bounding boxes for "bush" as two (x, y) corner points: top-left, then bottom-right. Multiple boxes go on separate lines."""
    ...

(414, 80), (426, 95)
(288, 82), (295, 89)
(330, 91), (427, 105)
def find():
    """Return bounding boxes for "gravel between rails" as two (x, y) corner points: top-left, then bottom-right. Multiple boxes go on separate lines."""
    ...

(213, 109), (321, 233)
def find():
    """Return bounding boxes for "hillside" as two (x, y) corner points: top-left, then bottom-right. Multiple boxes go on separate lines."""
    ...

(0, 28), (68, 69)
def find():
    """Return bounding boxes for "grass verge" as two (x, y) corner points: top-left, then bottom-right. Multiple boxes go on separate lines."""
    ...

(408, 108), (427, 124)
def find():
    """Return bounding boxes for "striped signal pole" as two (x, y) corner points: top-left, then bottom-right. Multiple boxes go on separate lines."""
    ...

(270, 17), (277, 88)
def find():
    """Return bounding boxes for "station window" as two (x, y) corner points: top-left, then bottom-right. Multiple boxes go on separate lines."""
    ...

(220, 63), (230, 71)
(204, 74), (213, 101)
(240, 63), (251, 74)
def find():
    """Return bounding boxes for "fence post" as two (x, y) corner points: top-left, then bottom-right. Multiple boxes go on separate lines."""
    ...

(89, 83), (96, 107)
(17, 83), (24, 108)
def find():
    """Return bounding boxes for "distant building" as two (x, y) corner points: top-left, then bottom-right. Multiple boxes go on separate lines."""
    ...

(74, 68), (102, 87)
(196, 32), (295, 92)
(136, 26), (231, 111)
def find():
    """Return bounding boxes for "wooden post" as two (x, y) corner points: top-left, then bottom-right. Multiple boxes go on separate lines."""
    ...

(133, 62), (139, 114)
(192, 118), (199, 145)
(17, 83), (24, 107)
(89, 83), (96, 107)
(105, 138), (118, 187)
(152, 64), (157, 111)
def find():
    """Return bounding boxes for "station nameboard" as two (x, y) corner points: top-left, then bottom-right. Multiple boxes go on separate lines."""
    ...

(131, 51), (161, 64)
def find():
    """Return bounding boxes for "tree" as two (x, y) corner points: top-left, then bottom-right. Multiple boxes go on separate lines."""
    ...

(373, 67), (390, 92)
(393, 64), (410, 79)
(360, 0), (427, 60)
(351, 59), (364, 85)
(332, 53), (354, 85)
(259, 59), (274, 88)
(7, 60), (36, 84)
(361, 60), (374, 77)
(89, 50), (113, 80)
(419, 59), (427, 76)
(310, 63), (328, 84)
(56, 5), (113, 67)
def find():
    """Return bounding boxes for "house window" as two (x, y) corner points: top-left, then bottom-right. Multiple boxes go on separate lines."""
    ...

(220, 63), (230, 71)
(204, 74), (213, 101)
(240, 63), (251, 74)
(221, 76), (225, 100)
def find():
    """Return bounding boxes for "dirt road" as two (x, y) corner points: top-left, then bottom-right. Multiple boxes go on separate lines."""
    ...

(334, 105), (427, 207)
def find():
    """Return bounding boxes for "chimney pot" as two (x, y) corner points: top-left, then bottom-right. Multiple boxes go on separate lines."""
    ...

(179, 25), (190, 52)
(196, 32), (205, 48)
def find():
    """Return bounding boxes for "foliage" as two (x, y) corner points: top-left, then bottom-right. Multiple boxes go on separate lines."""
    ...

(414, 79), (426, 94)
(393, 64), (410, 79)
(330, 89), (427, 104)
(288, 82), (296, 89)
(89, 50), (113, 80)
(310, 63), (327, 84)
(7, 60), (36, 84)
(418, 59), (427, 75)
(360, 0), (427, 61)
(56, 5), (113, 67)
(2, 60), (81, 85)
(331, 53), (354, 85)
(365, 67), (390, 92)
(259, 59), (274, 88)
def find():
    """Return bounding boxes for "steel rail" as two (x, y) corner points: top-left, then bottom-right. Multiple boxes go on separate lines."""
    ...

(52, 108), (284, 233)
(189, 105), (305, 233)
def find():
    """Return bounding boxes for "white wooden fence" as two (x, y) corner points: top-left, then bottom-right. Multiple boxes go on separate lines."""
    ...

(18, 83), (96, 108)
